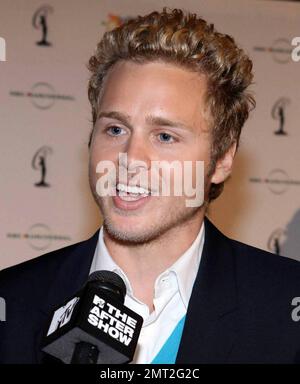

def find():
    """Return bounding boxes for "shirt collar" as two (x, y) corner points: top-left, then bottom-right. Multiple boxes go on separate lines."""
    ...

(90, 222), (205, 309)
(89, 228), (133, 296)
(167, 223), (204, 308)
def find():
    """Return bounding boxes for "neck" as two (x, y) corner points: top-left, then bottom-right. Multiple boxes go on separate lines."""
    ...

(102, 212), (205, 310)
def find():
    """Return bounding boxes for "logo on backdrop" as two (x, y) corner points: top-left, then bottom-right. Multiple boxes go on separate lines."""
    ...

(253, 38), (293, 64)
(10, 82), (75, 109)
(7, 224), (71, 251)
(32, 146), (53, 187)
(267, 228), (285, 255)
(249, 169), (300, 195)
(272, 98), (290, 135)
(268, 209), (300, 261)
(0, 37), (6, 61)
(102, 14), (134, 31)
(32, 5), (53, 46)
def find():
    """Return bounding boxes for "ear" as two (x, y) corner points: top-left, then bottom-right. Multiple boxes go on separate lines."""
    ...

(210, 142), (237, 185)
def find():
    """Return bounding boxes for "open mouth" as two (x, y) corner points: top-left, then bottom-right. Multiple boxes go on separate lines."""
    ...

(116, 183), (151, 201)
(112, 183), (152, 210)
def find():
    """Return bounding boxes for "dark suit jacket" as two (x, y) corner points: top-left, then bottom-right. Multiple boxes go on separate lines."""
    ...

(1, 217), (300, 364)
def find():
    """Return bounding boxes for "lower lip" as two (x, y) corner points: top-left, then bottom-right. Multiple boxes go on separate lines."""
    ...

(112, 191), (151, 211)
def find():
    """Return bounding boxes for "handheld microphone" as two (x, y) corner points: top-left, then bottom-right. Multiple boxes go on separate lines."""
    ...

(41, 270), (143, 364)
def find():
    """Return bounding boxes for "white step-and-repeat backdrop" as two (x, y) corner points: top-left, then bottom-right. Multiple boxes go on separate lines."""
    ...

(1, 0), (299, 269)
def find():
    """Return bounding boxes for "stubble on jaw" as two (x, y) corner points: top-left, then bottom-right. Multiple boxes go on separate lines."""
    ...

(88, 162), (211, 248)
(93, 192), (203, 247)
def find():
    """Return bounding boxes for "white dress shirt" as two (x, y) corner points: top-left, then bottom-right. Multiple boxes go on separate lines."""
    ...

(89, 223), (205, 363)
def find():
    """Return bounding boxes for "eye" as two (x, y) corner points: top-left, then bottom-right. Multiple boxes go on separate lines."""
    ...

(106, 126), (125, 136)
(158, 132), (176, 143)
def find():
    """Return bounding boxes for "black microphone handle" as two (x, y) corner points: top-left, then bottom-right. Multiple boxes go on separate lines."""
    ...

(71, 341), (99, 364)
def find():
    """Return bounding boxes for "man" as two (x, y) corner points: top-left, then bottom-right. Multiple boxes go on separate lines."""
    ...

(1, 8), (300, 364)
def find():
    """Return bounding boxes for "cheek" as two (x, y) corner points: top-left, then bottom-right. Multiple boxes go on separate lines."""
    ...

(89, 155), (99, 182)
(88, 157), (98, 186)
(89, 142), (118, 167)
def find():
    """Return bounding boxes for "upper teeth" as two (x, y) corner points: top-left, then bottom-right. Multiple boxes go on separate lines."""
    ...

(117, 183), (150, 195)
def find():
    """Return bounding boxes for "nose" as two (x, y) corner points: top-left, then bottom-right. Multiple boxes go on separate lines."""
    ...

(119, 131), (152, 175)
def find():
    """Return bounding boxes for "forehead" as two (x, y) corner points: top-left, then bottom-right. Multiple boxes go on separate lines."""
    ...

(98, 60), (209, 130)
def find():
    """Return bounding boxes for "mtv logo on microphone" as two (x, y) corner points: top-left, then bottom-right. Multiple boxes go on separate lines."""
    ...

(47, 297), (80, 336)
(41, 286), (143, 364)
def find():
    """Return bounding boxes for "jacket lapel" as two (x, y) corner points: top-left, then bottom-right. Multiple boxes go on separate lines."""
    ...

(176, 217), (239, 363)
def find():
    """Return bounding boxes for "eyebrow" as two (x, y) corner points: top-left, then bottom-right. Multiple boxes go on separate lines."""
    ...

(97, 111), (194, 132)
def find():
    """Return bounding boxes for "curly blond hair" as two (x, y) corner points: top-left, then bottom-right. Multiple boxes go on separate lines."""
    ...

(87, 7), (255, 201)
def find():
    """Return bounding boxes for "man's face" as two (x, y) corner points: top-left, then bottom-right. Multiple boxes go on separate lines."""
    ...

(89, 60), (215, 244)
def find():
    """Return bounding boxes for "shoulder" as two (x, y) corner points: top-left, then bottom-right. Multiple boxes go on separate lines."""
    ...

(205, 217), (300, 292)
(0, 232), (98, 302)
(207, 217), (300, 275)
(229, 237), (300, 298)
(1, 242), (77, 286)
(231, 237), (300, 273)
